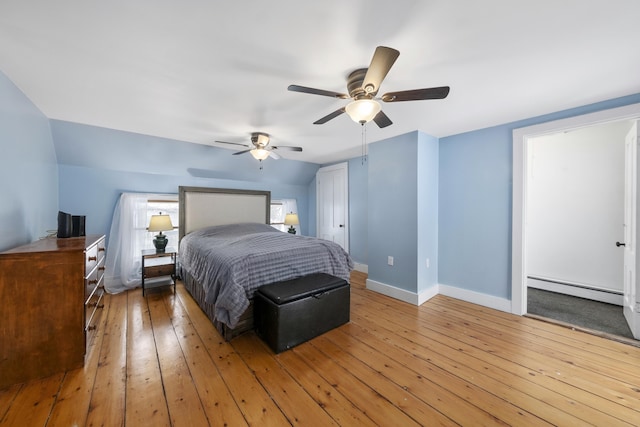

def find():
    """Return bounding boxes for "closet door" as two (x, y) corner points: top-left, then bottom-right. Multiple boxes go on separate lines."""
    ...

(316, 162), (349, 251)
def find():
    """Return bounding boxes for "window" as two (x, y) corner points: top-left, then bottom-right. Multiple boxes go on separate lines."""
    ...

(270, 201), (285, 232)
(145, 200), (179, 250)
(104, 193), (179, 293)
(270, 199), (299, 233)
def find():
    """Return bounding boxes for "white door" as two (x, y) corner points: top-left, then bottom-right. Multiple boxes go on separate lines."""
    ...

(316, 162), (349, 251)
(623, 121), (640, 339)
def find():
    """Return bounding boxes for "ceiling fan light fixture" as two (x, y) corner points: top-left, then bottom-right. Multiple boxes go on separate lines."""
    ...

(345, 99), (381, 124)
(250, 148), (271, 161)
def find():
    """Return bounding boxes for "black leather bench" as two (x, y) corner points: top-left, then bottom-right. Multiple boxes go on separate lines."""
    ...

(254, 273), (350, 353)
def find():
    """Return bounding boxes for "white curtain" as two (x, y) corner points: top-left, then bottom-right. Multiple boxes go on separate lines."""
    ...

(104, 192), (176, 294)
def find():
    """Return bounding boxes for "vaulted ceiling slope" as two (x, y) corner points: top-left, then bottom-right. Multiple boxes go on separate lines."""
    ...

(1, 1), (639, 164)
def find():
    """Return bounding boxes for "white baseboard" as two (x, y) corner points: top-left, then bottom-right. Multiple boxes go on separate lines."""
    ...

(438, 284), (511, 313)
(366, 279), (437, 306)
(528, 278), (623, 306)
(353, 263), (368, 274)
(364, 279), (512, 313)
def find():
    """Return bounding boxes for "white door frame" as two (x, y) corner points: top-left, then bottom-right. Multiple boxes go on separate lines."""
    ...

(511, 103), (640, 315)
(623, 121), (640, 338)
(316, 162), (349, 252)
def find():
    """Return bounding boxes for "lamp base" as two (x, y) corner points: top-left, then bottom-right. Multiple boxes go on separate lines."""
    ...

(287, 226), (296, 235)
(153, 233), (168, 253)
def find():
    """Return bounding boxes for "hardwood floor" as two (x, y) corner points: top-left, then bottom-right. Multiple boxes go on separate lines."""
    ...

(1, 271), (639, 426)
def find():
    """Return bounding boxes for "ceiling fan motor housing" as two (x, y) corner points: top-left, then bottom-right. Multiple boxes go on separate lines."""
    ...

(251, 132), (270, 147)
(347, 69), (372, 99)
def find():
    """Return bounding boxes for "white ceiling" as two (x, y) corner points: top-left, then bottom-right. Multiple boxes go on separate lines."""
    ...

(1, 1), (639, 164)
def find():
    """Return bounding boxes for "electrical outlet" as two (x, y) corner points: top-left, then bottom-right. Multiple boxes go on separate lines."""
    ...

(426, 258), (430, 268)
(388, 256), (394, 266)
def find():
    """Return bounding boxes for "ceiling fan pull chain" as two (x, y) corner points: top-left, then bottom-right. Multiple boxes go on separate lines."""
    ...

(361, 123), (365, 165)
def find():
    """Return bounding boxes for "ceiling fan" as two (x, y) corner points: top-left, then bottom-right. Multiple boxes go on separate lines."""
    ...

(215, 132), (302, 162)
(288, 46), (450, 128)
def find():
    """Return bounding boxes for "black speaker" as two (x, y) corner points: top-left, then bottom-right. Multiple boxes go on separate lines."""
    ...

(72, 215), (86, 237)
(57, 211), (73, 238)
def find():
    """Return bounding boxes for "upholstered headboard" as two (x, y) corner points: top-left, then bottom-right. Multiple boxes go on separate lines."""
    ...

(178, 186), (271, 241)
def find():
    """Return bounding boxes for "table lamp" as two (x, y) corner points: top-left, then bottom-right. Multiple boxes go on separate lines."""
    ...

(148, 213), (174, 252)
(284, 212), (299, 234)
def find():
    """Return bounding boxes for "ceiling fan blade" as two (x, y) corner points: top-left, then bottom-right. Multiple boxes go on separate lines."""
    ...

(362, 46), (400, 95)
(373, 110), (393, 128)
(313, 107), (346, 125)
(232, 149), (252, 155)
(381, 86), (450, 102)
(272, 145), (303, 152)
(288, 85), (348, 99)
(268, 150), (281, 160)
(215, 140), (251, 148)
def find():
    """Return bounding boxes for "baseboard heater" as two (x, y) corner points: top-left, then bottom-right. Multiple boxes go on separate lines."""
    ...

(527, 276), (623, 306)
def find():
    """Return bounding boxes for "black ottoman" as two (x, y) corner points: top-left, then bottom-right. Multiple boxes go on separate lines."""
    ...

(254, 273), (350, 353)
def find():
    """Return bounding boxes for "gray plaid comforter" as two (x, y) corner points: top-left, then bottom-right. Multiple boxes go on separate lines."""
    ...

(179, 223), (353, 328)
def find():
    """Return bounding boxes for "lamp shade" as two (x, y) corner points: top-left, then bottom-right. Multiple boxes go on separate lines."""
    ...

(250, 148), (271, 160)
(284, 213), (299, 225)
(345, 99), (381, 123)
(148, 214), (174, 232)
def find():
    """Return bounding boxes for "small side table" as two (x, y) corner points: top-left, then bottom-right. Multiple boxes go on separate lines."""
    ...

(141, 248), (177, 296)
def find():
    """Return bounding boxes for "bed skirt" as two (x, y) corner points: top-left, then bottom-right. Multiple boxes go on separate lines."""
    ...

(182, 270), (254, 341)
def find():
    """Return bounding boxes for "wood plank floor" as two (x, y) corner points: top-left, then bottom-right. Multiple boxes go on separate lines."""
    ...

(1, 271), (639, 426)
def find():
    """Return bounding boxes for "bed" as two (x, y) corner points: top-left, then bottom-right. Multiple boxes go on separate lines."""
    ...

(178, 186), (353, 340)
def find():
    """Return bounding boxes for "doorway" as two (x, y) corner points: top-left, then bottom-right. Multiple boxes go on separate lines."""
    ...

(316, 162), (349, 251)
(511, 103), (640, 340)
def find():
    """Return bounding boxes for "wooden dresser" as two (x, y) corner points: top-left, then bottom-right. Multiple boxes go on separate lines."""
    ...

(0, 235), (106, 389)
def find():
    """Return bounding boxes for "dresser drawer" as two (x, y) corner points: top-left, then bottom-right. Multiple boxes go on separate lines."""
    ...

(85, 267), (100, 304)
(85, 243), (99, 275)
(85, 287), (103, 328)
(97, 238), (106, 263)
(97, 256), (106, 281)
(85, 290), (104, 348)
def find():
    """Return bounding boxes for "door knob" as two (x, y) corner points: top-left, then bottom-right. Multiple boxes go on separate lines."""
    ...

(339, 224), (344, 228)
(616, 241), (626, 247)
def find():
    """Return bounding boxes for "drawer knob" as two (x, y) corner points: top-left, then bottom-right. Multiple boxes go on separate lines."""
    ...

(87, 325), (97, 331)
(97, 304), (104, 309)
(98, 247), (106, 252)
(88, 256), (97, 261)
(87, 302), (97, 308)
(98, 266), (106, 271)
(88, 279), (98, 285)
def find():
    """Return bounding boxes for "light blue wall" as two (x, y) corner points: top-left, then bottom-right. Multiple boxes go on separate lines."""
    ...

(51, 120), (320, 240)
(307, 177), (317, 237)
(348, 157), (368, 265)
(417, 132), (439, 292)
(368, 132), (420, 291)
(439, 93), (640, 300)
(0, 71), (58, 251)
(439, 125), (512, 298)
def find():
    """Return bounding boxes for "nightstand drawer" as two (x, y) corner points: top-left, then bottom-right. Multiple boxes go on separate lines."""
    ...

(144, 264), (174, 277)
(141, 248), (176, 296)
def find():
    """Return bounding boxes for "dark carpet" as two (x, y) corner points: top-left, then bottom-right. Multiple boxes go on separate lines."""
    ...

(527, 288), (634, 340)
